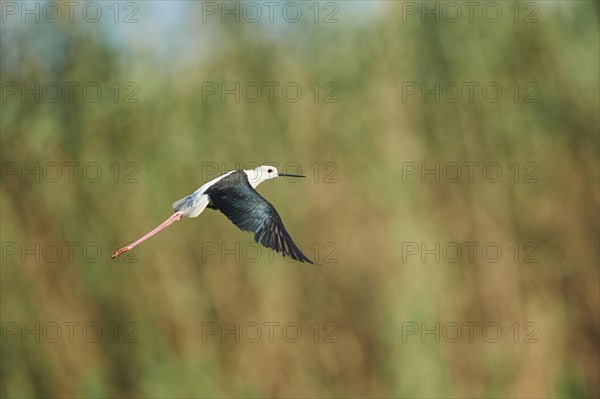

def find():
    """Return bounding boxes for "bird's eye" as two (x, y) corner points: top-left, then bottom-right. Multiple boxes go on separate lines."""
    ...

(268, 169), (273, 173)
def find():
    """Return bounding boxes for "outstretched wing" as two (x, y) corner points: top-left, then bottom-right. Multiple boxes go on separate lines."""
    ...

(205, 170), (314, 264)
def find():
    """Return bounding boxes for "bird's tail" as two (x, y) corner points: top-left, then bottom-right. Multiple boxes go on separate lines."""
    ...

(172, 193), (209, 218)
(172, 195), (194, 212)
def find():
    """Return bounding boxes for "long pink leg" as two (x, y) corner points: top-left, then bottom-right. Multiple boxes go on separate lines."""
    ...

(111, 211), (183, 258)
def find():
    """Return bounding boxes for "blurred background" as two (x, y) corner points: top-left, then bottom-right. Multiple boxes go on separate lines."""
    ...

(1, 1), (598, 397)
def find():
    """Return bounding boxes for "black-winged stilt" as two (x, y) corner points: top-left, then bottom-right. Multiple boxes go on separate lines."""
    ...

(111, 166), (314, 264)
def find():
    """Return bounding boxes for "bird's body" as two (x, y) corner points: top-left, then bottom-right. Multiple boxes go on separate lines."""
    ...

(111, 166), (314, 264)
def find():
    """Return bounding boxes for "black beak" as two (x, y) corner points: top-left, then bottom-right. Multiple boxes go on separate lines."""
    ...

(277, 173), (305, 178)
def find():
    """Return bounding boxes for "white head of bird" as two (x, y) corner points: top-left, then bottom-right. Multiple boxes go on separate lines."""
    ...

(245, 165), (304, 188)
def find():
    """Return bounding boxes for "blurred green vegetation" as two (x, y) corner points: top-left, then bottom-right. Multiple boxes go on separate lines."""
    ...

(1, 1), (598, 398)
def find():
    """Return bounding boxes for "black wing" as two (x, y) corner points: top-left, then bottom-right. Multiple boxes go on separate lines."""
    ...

(205, 171), (314, 264)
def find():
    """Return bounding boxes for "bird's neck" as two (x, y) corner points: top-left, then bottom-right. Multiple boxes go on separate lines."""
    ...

(244, 169), (264, 189)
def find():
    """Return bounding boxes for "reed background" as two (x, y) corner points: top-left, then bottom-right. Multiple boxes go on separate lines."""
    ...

(1, 1), (598, 398)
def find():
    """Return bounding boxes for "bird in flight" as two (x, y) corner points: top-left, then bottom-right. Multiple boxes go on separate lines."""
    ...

(111, 166), (314, 264)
